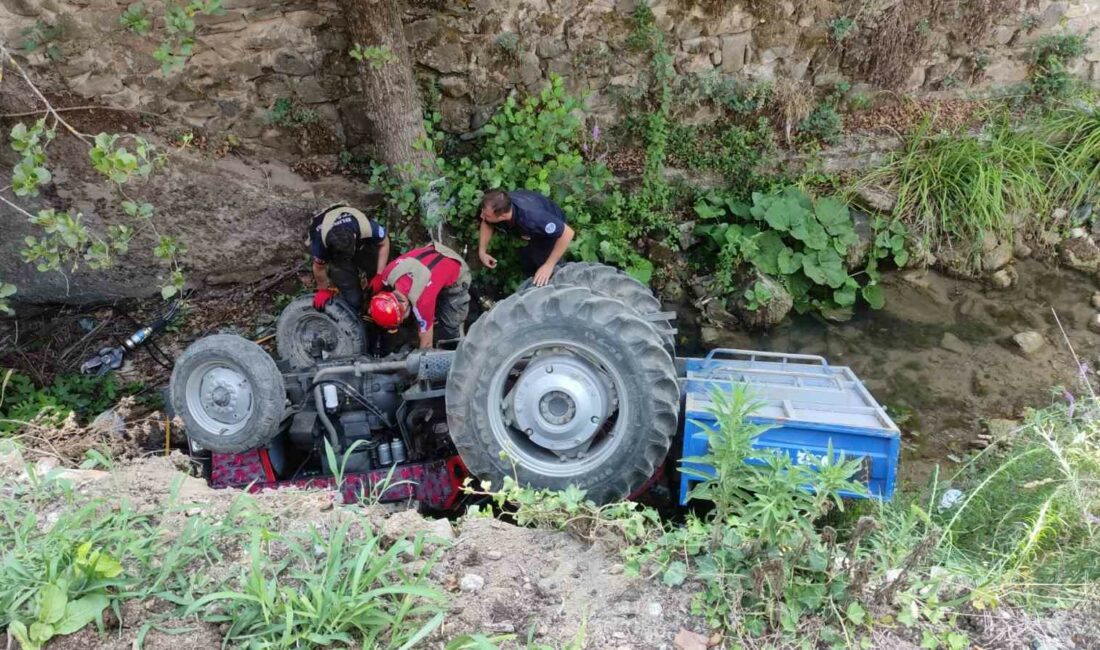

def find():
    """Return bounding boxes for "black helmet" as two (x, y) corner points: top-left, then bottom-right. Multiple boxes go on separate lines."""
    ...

(325, 226), (357, 263)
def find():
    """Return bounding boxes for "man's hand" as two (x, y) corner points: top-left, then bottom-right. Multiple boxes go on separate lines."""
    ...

(313, 288), (336, 310)
(532, 263), (554, 287)
(478, 250), (498, 269)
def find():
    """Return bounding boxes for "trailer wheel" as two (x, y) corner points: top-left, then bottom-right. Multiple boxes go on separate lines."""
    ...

(446, 286), (679, 504)
(519, 262), (675, 354)
(170, 334), (286, 453)
(275, 295), (366, 369)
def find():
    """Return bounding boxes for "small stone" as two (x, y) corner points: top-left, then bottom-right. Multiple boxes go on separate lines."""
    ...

(700, 326), (724, 345)
(646, 602), (663, 617)
(988, 416), (1023, 439)
(1014, 233), (1033, 259)
(459, 573), (485, 592)
(900, 269), (932, 290)
(608, 563), (624, 575)
(439, 75), (469, 98)
(1012, 331), (1046, 356)
(989, 266), (1017, 290)
(980, 232), (1013, 271)
(1061, 236), (1100, 273)
(855, 185), (897, 213)
(485, 550), (503, 561)
(1089, 313), (1100, 333)
(673, 629), (709, 650)
(1091, 293), (1100, 310)
(939, 332), (970, 355)
(381, 509), (455, 544)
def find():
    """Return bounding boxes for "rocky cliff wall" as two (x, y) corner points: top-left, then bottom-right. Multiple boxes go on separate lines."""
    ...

(4, 0), (1099, 156)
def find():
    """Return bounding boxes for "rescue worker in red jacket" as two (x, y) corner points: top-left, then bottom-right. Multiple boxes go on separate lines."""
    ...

(369, 242), (471, 349)
(308, 203), (390, 312)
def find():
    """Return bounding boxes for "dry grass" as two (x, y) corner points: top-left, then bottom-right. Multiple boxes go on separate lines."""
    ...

(771, 78), (814, 146)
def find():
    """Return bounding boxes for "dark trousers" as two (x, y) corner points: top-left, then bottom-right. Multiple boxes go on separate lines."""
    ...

(327, 244), (380, 313)
(518, 238), (557, 276)
(434, 269), (471, 344)
(327, 244), (392, 356)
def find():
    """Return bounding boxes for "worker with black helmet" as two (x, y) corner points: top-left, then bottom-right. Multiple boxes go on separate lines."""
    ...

(308, 203), (390, 312)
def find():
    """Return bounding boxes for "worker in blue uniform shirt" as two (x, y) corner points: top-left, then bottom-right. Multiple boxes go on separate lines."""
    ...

(308, 203), (390, 313)
(477, 189), (575, 287)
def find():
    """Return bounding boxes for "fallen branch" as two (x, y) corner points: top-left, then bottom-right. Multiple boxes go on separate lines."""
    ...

(0, 105), (163, 119)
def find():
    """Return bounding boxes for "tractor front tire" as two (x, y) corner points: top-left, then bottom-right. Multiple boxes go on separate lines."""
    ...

(520, 262), (676, 354)
(170, 334), (286, 453)
(275, 295), (366, 369)
(446, 286), (679, 504)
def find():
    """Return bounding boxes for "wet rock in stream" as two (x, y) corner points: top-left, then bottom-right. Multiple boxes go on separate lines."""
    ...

(1060, 235), (1100, 273)
(1012, 331), (1047, 356)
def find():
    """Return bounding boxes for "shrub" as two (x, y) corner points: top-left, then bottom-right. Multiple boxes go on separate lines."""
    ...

(859, 113), (1056, 263)
(0, 371), (134, 434)
(1027, 31), (1093, 102)
(797, 104), (843, 146)
(265, 97), (318, 129)
(666, 118), (776, 192)
(693, 186), (888, 313)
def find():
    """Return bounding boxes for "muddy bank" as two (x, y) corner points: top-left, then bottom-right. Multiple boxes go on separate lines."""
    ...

(680, 259), (1096, 487)
(0, 450), (701, 650)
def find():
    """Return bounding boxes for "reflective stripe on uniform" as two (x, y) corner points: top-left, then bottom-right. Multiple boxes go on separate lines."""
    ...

(318, 206), (375, 244)
(382, 243), (467, 305)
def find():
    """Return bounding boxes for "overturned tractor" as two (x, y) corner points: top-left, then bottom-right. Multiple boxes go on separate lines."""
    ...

(170, 263), (900, 508)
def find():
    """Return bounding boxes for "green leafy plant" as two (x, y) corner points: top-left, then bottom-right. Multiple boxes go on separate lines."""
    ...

(1027, 30), (1093, 102)
(370, 75), (635, 287)
(21, 20), (63, 60)
(349, 43), (396, 69)
(830, 16), (857, 42)
(119, 3), (152, 35)
(0, 371), (136, 434)
(666, 118), (776, 190)
(89, 133), (162, 185)
(7, 542), (122, 650)
(10, 119), (54, 197)
(466, 475), (661, 547)
(153, 0), (225, 73)
(265, 97), (319, 129)
(742, 279), (773, 310)
(694, 186), (882, 314)
(641, 387), (872, 637)
(0, 283), (16, 315)
(185, 520), (446, 648)
(495, 32), (520, 57)
(798, 104), (843, 145)
(673, 71), (773, 116)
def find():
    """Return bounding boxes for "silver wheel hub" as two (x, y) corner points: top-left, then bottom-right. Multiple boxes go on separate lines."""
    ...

(508, 354), (611, 452)
(190, 365), (253, 430)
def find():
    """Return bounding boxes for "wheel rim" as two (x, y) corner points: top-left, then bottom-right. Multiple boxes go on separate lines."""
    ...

(488, 340), (625, 477)
(184, 361), (254, 436)
(292, 313), (345, 359)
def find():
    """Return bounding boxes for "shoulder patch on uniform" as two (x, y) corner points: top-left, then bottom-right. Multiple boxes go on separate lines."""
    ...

(377, 225), (386, 238)
(544, 222), (557, 234)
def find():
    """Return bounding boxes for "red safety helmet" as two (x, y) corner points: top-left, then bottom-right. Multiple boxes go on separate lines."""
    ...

(370, 291), (404, 331)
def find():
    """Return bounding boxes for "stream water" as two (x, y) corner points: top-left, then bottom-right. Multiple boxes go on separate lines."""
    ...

(677, 260), (1096, 488)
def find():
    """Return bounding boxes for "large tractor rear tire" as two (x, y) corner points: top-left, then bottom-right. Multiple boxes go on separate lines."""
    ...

(520, 262), (676, 354)
(170, 334), (286, 453)
(275, 295), (366, 369)
(446, 286), (680, 504)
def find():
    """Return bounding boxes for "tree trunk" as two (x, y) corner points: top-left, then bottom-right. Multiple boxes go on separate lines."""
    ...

(340, 0), (433, 182)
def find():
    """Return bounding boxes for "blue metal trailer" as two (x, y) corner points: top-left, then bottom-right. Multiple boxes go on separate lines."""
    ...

(677, 349), (901, 505)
